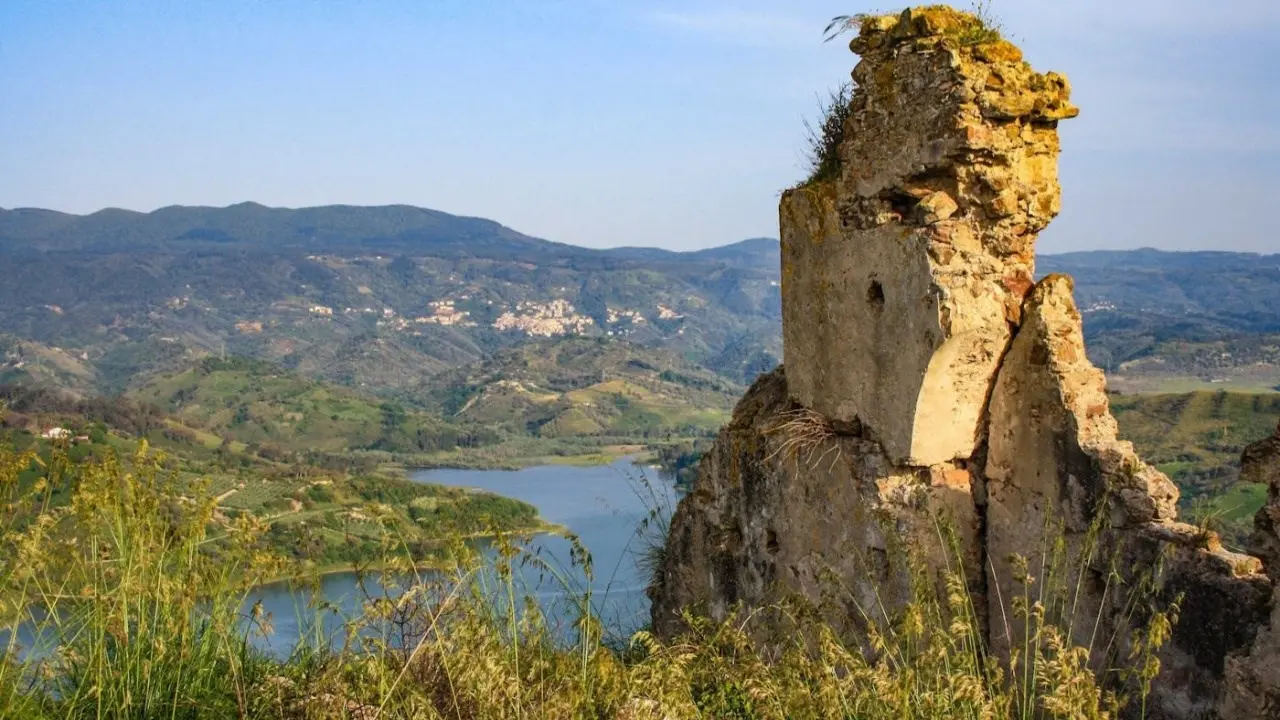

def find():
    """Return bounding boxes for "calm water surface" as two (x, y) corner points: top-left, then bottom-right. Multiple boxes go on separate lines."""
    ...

(244, 457), (678, 655)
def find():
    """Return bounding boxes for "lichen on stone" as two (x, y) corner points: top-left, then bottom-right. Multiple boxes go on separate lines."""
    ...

(654, 7), (1280, 718)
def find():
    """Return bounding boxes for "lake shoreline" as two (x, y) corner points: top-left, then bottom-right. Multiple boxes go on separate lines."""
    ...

(254, 521), (571, 588)
(241, 457), (680, 651)
(386, 444), (659, 474)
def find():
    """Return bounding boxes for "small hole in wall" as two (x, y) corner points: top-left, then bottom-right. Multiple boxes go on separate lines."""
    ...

(881, 188), (918, 219)
(767, 529), (780, 555)
(867, 280), (885, 310)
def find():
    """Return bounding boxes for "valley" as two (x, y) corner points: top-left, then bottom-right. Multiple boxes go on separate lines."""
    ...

(2, 202), (1278, 567)
(4, 3), (1279, 714)
(2, 206), (1277, 400)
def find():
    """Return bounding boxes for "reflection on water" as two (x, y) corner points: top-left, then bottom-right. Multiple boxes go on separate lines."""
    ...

(243, 457), (679, 655)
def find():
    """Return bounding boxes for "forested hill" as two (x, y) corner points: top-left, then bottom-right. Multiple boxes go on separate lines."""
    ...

(0, 203), (576, 257)
(1036, 249), (1280, 390)
(2, 203), (1278, 394)
(0, 204), (774, 268)
(0, 204), (783, 390)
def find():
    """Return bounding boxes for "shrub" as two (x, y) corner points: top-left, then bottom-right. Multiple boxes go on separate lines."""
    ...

(0, 442), (286, 717)
(800, 82), (853, 187)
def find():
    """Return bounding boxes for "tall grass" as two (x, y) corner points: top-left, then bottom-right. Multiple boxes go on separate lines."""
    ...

(626, 468), (677, 609)
(0, 441), (287, 718)
(1, 442), (1170, 719)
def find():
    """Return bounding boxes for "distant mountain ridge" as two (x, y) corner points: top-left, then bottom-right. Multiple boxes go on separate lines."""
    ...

(0, 204), (774, 267)
(0, 203), (606, 267)
(1039, 248), (1280, 334)
(1, 203), (1277, 395)
(0, 203), (785, 392)
(1037, 248), (1280, 388)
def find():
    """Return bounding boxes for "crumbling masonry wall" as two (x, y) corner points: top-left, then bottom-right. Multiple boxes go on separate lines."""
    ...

(653, 8), (1280, 719)
(781, 9), (1074, 466)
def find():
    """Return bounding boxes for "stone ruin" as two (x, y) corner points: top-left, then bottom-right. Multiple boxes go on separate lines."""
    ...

(650, 8), (1280, 718)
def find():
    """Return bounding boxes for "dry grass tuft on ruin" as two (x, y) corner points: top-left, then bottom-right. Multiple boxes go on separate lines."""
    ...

(764, 406), (846, 472)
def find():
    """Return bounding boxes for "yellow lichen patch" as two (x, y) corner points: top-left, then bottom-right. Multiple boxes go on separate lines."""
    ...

(782, 182), (836, 243)
(861, 13), (899, 35)
(910, 5), (976, 36)
(973, 39), (1023, 64)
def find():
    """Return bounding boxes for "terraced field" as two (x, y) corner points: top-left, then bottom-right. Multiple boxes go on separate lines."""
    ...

(1111, 390), (1280, 545)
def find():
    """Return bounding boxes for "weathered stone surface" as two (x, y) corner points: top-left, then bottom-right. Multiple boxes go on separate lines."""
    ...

(1222, 584), (1280, 719)
(1142, 526), (1271, 720)
(981, 275), (1275, 717)
(1221, 422), (1280, 719)
(781, 7), (1076, 466)
(656, 7), (1280, 719)
(1243, 422), (1280, 487)
(985, 275), (1174, 656)
(984, 275), (1179, 574)
(650, 367), (981, 640)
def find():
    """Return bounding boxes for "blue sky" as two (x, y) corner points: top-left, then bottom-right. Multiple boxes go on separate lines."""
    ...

(1, 0), (1276, 253)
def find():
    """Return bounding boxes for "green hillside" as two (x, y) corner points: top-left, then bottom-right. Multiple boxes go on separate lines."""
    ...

(1111, 390), (1280, 544)
(0, 381), (542, 572)
(0, 205), (783, 391)
(418, 338), (739, 439)
(0, 334), (99, 395)
(126, 342), (735, 470)
(132, 356), (488, 456)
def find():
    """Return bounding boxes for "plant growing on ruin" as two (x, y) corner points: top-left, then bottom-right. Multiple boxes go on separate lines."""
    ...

(765, 407), (845, 470)
(799, 82), (854, 188)
(629, 468), (677, 606)
(954, 0), (1004, 46)
(822, 13), (871, 43)
(824, 3), (1005, 47)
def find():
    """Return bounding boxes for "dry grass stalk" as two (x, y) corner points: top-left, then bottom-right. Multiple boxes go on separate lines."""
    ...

(765, 407), (845, 472)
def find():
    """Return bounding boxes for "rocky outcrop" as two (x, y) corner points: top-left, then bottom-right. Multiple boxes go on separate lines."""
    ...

(1222, 422), (1280, 717)
(781, 8), (1075, 467)
(652, 367), (982, 640)
(984, 274), (1177, 658)
(984, 275), (1270, 717)
(653, 7), (1280, 719)
(1246, 422), (1280, 572)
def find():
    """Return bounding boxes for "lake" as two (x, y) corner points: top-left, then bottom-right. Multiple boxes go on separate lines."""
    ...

(243, 457), (680, 655)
